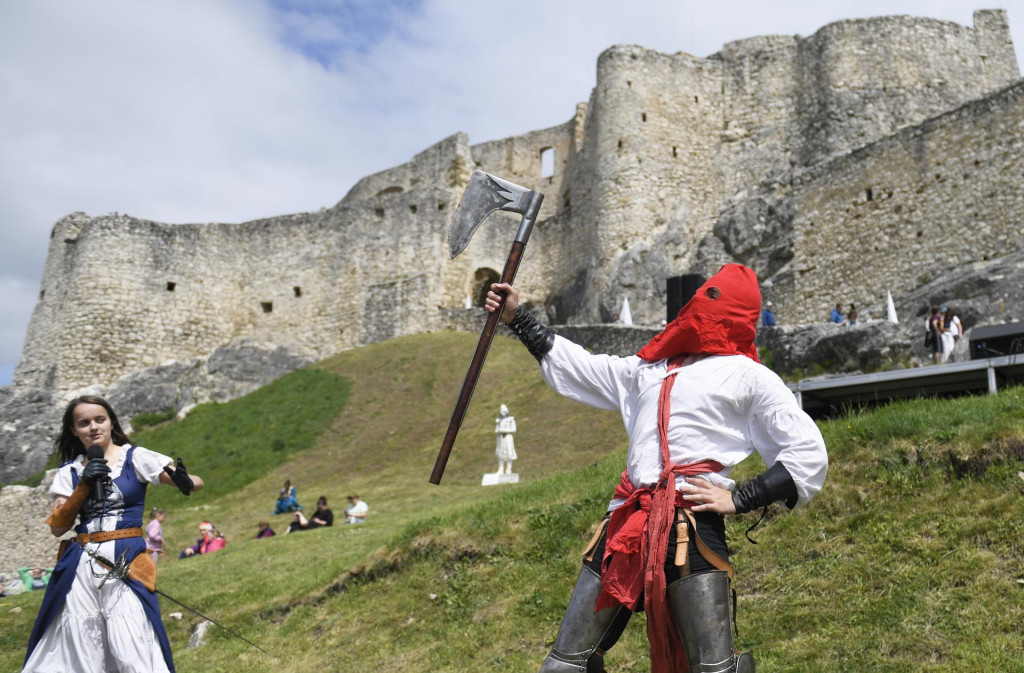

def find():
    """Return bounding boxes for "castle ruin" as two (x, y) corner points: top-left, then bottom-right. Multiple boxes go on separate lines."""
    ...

(12, 10), (1024, 401)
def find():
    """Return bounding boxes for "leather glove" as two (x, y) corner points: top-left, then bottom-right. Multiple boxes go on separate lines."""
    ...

(163, 457), (194, 496)
(80, 457), (110, 485)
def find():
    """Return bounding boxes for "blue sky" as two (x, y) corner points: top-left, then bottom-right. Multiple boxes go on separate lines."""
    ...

(1, 0), (1022, 386)
(270, 0), (425, 65)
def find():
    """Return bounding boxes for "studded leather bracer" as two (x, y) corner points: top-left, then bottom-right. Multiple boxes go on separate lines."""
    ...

(731, 461), (798, 514)
(506, 306), (555, 363)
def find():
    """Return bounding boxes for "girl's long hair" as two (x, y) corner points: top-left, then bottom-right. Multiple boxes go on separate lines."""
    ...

(54, 396), (131, 463)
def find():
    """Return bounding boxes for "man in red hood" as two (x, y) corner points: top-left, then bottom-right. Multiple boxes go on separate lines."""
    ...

(485, 264), (827, 673)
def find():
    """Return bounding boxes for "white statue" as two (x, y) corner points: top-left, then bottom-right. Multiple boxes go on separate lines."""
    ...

(494, 404), (517, 474)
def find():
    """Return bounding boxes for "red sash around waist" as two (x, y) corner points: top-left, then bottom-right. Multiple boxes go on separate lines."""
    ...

(594, 357), (724, 673)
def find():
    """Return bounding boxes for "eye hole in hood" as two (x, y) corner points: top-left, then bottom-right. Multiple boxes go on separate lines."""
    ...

(637, 264), (761, 363)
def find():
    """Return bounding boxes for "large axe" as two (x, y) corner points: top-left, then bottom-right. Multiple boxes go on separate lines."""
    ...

(429, 170), (544, 484)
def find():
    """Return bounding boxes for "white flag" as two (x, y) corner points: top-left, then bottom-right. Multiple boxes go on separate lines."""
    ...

(621, 296), (633, 325)
(886, 290), (898, 324)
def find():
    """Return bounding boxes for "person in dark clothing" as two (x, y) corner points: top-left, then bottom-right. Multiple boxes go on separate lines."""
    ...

(928, 305), (944, 364)
(288, 496), (333, 532)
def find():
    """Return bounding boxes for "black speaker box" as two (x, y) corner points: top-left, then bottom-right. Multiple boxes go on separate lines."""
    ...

(969, 320), (1024, 359)
(666, 274), (705, 323)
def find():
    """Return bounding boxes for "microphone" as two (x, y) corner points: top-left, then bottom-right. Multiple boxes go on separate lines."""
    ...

(86, 444), (107, 503)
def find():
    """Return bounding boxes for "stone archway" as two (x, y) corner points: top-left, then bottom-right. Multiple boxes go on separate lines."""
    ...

(471, 268), (500, 307)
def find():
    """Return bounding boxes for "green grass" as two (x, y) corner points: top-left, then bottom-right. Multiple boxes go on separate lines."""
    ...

(2, 333), (1022, 672)
(7, 452), (59, 488)
(140, 368), (351, 508)
(130, 408), (177, 431)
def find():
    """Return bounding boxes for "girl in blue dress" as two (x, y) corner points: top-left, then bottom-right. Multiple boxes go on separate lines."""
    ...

(24, 395), (203, 673)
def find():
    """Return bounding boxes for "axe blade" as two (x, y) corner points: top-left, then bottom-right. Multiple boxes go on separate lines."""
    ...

(449, 170), (533, 258)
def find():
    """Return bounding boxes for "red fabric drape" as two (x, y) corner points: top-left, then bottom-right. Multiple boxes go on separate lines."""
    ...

(637, 264), (761, 363)
(595, 358), (724, 673)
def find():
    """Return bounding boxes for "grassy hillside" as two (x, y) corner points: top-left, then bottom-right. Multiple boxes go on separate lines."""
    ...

(1, 332), (1022, 672)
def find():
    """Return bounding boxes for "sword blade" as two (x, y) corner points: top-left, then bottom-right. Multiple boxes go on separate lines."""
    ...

(86, 546), (269, 655)
(155, 587), (269, 655)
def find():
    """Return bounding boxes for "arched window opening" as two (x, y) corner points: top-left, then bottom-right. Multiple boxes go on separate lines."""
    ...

(540, 147), (555, 179)
(471, 268), (501, 307)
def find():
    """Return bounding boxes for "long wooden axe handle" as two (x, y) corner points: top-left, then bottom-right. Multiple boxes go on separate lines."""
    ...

(430, 171), (544, 484)
(430, 240), (526, 484)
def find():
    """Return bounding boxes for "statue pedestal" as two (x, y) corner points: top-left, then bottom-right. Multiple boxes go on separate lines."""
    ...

(481, 472), (519, 486)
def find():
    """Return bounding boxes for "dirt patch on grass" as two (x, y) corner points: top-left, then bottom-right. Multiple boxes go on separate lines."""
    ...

(260, 534), (497, 624)
(945, 438), (1024, 478)
(900, 437), (1024, 479)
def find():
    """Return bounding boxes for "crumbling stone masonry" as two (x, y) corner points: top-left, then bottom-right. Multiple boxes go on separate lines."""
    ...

(13, 10), (1022, 399)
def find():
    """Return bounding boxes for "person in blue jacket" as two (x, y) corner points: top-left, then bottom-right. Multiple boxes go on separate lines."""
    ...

(272, 479), (302, 515)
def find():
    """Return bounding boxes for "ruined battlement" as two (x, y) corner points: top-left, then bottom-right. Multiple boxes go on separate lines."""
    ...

(12, 10), (1023, 397)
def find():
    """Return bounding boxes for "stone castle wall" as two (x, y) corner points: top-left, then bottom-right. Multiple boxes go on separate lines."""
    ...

(791, 14), (1016, 163)
(15, 125), (583, 394)
(12, 10), (1023, 399)
(790, 78), (1024, 322)
(550, 11), (1020, 325)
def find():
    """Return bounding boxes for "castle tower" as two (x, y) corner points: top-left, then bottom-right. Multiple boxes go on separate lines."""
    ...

(12, 11), (1022, 397)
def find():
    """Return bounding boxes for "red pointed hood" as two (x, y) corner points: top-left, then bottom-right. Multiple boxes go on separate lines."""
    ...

(637, 264), (761, 362)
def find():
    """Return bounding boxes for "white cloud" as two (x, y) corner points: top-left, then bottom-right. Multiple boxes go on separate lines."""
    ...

(1, 0), (1022, 385)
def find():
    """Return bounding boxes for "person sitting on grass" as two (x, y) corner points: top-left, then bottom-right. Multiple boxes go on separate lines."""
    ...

(18, 566), (52, 592)
(288, 496), (333, 533)
(272, 479), (302, 515)
(344, 494), (368, 524)
(180, 521), (225, 558)
(256, 521), (276, 539)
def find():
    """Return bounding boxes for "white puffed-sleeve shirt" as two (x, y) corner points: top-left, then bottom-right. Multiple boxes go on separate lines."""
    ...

(539, 336), (828, 511)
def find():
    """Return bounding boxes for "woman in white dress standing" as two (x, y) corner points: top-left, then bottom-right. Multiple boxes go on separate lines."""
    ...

(940, 307), (959, 363)
(944, 308), (963, 362)
(23, 395), (203, 673)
